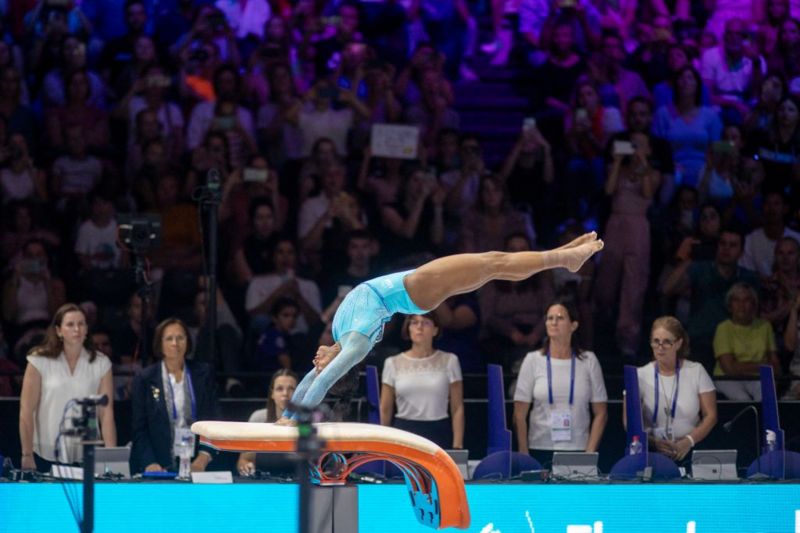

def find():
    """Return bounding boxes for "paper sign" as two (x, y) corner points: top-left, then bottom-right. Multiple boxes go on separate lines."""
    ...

(370, 124), (419, 159)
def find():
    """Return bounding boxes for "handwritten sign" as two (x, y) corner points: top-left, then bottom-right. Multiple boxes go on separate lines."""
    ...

(370, 124), (419, 159)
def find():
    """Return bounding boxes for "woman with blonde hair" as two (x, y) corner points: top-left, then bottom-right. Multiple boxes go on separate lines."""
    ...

(628, 316), (717, 462)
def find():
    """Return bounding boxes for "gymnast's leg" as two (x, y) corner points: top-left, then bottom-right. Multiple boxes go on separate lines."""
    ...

(279, 331), (372, 422)
(404, 232), (603, 311)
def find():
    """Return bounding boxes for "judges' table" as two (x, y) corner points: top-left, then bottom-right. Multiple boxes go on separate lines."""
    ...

(1, 482), (798, 532)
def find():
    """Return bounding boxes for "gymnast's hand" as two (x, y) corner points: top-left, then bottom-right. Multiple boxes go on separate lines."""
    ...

(314, 342), (342, 374)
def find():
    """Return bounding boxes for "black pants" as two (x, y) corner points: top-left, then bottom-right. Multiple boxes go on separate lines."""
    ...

(393, 417), (453, 450)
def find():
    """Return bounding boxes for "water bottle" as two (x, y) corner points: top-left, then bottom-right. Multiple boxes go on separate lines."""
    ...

(765, 430), (777, 454)
(629, 435), (643, 455)
(177, 435), (192, 480)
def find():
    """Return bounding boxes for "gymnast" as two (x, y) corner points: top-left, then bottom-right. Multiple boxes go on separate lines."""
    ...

(277, 232), (604, 425)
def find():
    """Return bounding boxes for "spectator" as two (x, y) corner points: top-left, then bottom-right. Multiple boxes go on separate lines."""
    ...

(74, 189), (125, 280)
(662, 228), (759, 372)
(518, 0), (601, 58)
(782, 291), (800, 398)
(319, 230), (379, 308)
(0, 202), (59, 265)
(564, 79), (624, 218)
(0, 67), (37, 152)
(131, 317), (220, 474)
(753, 95), (800, 196)
(767, 17), (800, 75)
(761, 236), (800, 338)
(229, 199), (281, 287)
(628, 316), (717, 462)
(50, 125), (103, 210)
(408, 0), (469, 79)
(404, 68), (460, 148)
(298, 160), (365, 264)
(742, 73), (785, 139)
(237, 369), (298, 477)
(381, 313), (464, 450)
(588, 32), (650, 110)
(108, 292), (154, 363)
(245, 238), (322, 335)
(379, 165), (445, 264)
(595, 131), (662, 359)
(440, 134), (488, 246)
(478, 233), (555, 370)
(45, 68), (110, 154)
(0, 133), (47, 204)
(148, 171), (203, 274)
(697, 124), (746, 207)
(652, 44), (712, 110)
(740, 191), (800, 277)
(98, 0), (152, 91)
(19, 303), (115, 471)
(214, 0), (271, 41)
(460, 174), (535, 253)
(186, 64), (256, 168)
(713, 282), (781, 400)
(41, 35), (107, 110)
(700, 18), (766, 124)
(513, 300), (608, 466)
(2, 239), (66, 346)
(256, 62), (303, 171)
(289, 78), (369, 157)
(253, 298), (300, 372)
(499, 122), (556, 246)
(653, 65), (723, 187)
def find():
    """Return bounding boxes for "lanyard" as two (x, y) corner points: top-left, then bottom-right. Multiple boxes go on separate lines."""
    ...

(546, 350), (576, 406)
(165, 363), (197, 423)
(653, 361), (680, 425)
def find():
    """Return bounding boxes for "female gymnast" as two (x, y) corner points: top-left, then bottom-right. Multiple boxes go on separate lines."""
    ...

(277, 232), (604, 424)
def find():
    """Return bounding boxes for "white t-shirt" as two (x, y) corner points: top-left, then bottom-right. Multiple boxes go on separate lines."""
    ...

(739, 227), (800, 278)
(27, 349), (111, 462)
(382, 350), (462, 421)
(185, 101), (255, 150)
(245, 274), (322, 333)
(128, 97), (184, 143)
(15, 276), (50, 325)
(74, 219), (121, 269)
(248, 408), (268, 423)
(636, 360), (715, 441)
(297, 107), (353, 156)
(513, 350), (608, 451)
(52, 155), (102, 196)
(0, 167), (35, 202)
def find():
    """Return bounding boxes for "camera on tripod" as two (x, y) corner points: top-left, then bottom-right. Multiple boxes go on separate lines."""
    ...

(118, 214), (162, 253)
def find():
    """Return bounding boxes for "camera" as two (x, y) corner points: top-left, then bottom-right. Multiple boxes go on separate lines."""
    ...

(118, 214), (162, 253)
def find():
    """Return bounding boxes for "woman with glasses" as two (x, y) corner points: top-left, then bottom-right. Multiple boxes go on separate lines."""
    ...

(130, 318), (220, 474)
(513, 301), (608, 467)
(629, 316), (717, 462)
(380, 313), (464, 449)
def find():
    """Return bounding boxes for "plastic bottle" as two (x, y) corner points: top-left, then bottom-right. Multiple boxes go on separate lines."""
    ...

(177, 435), (192, 480)
(629, 435), (643, 455)
(765, 430), (777, 454)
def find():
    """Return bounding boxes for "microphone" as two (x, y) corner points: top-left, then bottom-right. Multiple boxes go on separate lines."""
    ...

(723, 405), (757, 432)
(723, 404), (763, 478)
(75, 395), (109, 407)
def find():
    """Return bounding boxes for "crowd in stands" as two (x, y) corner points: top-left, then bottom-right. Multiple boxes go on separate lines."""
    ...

(2, 0), (800, 421)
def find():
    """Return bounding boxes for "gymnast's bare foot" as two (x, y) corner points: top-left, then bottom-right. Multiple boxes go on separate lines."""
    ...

(314, 342), (341, 374)
(556, 231), (597, 251)
(560, 238), (604, 272)
(275, 417), (297, 427)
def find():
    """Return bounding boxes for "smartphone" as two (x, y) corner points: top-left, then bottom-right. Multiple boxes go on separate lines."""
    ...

(613, 140), (636, 156)
(559, 0), (577, 8)
(575, 108), (589, 122)
(213, 116), (236, 130)
(243, 167), (269, 183)
(523, 117), (537, 133)
(712, 141), (734, 154)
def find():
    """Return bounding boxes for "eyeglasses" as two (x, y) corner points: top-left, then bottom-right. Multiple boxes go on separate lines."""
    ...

(409, 318), (435, 328)
(650, 338), (676, 349)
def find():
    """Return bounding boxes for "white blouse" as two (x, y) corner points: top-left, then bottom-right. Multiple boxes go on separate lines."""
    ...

(28, 349), (111, 462)
(382, 350), (462, 421)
